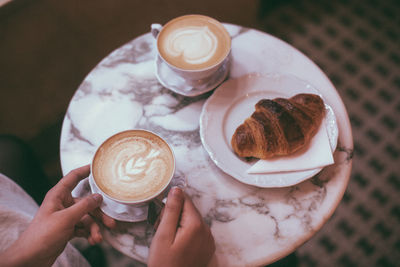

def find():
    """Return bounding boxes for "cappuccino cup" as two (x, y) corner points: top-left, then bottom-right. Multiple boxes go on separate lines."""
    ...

(151, 14), (231, 96)
(89, 130), (175, 222)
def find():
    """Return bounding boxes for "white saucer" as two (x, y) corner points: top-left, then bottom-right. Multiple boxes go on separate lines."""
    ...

(200, 73), (338, 188)
(155, 55), (230, 97)
(88, 175), (149, 222)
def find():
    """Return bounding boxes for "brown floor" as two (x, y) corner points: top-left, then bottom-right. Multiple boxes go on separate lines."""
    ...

(1, 0), (399, 266)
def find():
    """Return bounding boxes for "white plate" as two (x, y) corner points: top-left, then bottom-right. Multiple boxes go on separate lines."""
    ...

(200, 73), (338, 188)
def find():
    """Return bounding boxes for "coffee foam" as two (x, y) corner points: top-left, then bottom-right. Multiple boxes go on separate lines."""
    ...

(165, 26), (218, 65)
(158, 15), (231, 70)
(92, 131), (174, 202)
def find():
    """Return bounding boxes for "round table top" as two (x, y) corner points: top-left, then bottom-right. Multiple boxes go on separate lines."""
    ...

(60, 23), (353, 266)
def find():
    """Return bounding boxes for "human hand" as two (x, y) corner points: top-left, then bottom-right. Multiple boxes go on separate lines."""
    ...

(1, 165), (116, 267)
(148, 187), (215, 267)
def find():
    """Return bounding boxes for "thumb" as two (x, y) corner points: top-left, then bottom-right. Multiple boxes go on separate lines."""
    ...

(155, 187), (184, 242)
(64, 194), (103, 223)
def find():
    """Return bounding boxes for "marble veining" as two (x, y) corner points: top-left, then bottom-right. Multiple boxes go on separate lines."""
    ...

(61, 24), (353, 267)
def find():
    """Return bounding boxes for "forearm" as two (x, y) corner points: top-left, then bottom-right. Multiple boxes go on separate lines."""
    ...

(0, 165), (107, 267)
(0, 231), (55, 267)
(1, 242), (33, 267)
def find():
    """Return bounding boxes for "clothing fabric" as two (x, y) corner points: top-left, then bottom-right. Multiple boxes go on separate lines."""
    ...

(0, 173), (90, 267)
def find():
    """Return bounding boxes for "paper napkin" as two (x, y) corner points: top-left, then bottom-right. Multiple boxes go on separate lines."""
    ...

(247, 120), (334, 174)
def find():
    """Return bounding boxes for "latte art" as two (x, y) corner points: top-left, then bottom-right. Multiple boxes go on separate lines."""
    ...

(116, 143), (165, 182)
(92, 131), (174, 202)
(157, 15), (231, 70)
(165, 26), (218, 65)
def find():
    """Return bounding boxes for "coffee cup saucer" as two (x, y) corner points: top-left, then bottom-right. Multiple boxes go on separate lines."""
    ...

(155, 55), (230, 97)
(72, 173), (187, 223)
(88, 175), (149, 222)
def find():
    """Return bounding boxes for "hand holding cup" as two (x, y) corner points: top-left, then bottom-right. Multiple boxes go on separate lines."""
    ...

(0, 165), (116, 267)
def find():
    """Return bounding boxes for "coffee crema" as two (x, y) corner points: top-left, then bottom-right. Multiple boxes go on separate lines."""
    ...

(92, 130), (174, 202)
(157, 15), (231, 70)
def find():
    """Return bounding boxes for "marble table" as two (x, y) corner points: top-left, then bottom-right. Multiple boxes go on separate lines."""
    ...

(60, 23), (353, 266)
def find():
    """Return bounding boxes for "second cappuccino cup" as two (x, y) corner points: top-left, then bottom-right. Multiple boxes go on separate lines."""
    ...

(151, 14), (231, 95)
(89, 129), (175, 222)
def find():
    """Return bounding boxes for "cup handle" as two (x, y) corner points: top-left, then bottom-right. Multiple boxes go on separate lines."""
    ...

(151, 23), (162, 38)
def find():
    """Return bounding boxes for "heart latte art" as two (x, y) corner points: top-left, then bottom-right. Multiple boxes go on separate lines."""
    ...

(157, 15), (231, 70)
(92, 131), (174, 202)
(164, 26), (218, 65)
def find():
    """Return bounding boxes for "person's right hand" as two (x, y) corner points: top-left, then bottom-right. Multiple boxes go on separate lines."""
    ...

(148, 187), (215, 267)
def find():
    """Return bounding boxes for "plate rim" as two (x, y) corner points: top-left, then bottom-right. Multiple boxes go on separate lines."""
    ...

(200, 72), (338, 188)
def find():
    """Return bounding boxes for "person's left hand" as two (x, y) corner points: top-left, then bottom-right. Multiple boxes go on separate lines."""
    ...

(1, 165), (116, 267)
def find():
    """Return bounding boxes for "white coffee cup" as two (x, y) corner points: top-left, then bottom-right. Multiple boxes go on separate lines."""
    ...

(151, 14), (231, 96)
(89, 129), (176, 222)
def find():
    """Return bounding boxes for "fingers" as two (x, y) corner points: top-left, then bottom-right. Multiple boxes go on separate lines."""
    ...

(59, 165), (91, 192)
(88, 220), (102, 245)
(155, 187), (184, 242)
(75, 214), (92, 238)
(72, 197), (116, 229)
(90, 208), (116, 229)
(75, 215), (103, 245)
(182, 193), (203, 223)
(40, 165), (90, 213)
(174, 193), (205, 243)
(64, 194), (103, 224)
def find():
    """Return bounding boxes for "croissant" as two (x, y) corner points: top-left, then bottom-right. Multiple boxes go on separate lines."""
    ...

(231, 93), (325, 159)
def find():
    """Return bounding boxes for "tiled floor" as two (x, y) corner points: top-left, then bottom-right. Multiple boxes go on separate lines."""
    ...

(258, 1), (399, 266)
(1, 0), (399, 266)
